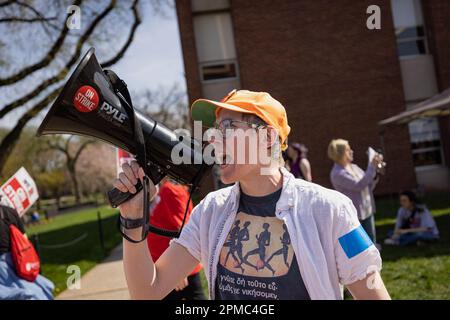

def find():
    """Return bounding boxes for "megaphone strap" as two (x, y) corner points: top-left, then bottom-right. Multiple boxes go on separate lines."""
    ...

(105, 69), (203, 240)
(117, 217), (146, 244)
(105, 69), (151, 242)
(118, 215), (144, 230)
(104, 69), (132, 107)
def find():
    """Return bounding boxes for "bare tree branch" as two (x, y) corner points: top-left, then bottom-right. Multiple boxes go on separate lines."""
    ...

(0, 1), (14, 8)
(46, 140), (66, 154)
(10, 1), (62, 31)
(44, 135), (95, 204)
(102, 0), (141, 67)
(14, 0), (56, 20)
(148, 0), (174, 19)
(69, 0), (116, 61)
(0, 0), (142, 174)
(0, 86), (61, 171)
(65, 134), (74, 151)
(0, 0), (82, 87)
(137, 83), (189, 130)
(0, 0), (141, 119)
(0, 74), (64, 119)
(73, 139), (95, 162)
(0, 17), (57, 24)
(0, 0), (118, 119)
(45, 136), (95, 168)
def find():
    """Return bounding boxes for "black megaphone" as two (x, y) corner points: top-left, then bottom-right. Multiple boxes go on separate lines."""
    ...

(37, 47), (213, 238)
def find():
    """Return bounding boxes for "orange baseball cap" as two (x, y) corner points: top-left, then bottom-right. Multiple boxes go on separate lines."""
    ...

(191, 89), (291, 150)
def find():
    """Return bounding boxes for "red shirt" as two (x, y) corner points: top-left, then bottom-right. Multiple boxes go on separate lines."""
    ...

(147, 181), (202, 275)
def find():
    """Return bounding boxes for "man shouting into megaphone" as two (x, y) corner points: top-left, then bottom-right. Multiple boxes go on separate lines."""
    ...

(113, 89), (391, 300)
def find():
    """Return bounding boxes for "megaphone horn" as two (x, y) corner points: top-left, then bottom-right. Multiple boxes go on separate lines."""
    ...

(37, 47), (212, 238)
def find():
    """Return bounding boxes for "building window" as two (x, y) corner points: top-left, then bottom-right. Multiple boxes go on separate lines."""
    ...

(409, 117), (444, 167)
(191, 0), (230, 13)
(193, 13), (237, 63)
(193, 11), (241, 97)
(201, 61), (237, 82)
(391, 0), (428, 57)
(396, 26), (427, 56)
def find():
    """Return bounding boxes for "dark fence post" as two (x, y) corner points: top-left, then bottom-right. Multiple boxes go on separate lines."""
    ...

(33, 234), (42, 266)
(97, 209), (106, 256)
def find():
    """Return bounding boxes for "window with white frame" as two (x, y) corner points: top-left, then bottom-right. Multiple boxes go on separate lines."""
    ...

(193, 12), (239, 83)
(408, 117), (444, 167)
(201, 60), (237, 81)
(191, 0), (230, 13)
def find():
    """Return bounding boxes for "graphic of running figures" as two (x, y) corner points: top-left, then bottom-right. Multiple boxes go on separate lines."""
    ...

(240, 223), (275, 275)
(224, 220), (251, 273)
(267, 223), (290, 268)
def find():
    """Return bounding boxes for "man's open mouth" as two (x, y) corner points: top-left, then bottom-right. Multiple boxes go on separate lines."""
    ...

(216, 153), (233, 168)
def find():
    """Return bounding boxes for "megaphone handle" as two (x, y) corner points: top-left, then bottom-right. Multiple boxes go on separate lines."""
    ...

(108, 180), (143, 208)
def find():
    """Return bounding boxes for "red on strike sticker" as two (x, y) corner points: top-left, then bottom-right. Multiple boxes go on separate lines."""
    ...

(73, 85), (99, 112)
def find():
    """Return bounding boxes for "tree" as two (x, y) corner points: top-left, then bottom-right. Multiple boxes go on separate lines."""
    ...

(134, 83), (190, 130)
(0, 126), (116, 204)
(0, 0), (172, 175)
(76, 141), (116, 198)
(34, 168), (69, 209)
(0, 127), (71, 208)
(44, 135), (95, 204)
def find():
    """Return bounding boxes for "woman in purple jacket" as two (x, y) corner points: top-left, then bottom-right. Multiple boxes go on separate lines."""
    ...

(285, 142), (312, 182)
(328, 139), (383, 244)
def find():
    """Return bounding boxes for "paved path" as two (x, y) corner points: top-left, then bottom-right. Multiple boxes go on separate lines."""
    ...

(57, 244), (129, 300)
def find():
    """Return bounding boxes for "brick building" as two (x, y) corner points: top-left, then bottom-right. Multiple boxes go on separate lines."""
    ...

(175, 0), (450, 195)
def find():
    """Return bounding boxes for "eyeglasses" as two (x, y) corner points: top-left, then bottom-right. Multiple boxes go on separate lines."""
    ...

(211, 119), (267, 139)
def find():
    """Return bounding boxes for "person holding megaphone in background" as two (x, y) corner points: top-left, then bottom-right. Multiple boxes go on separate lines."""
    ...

(114, 89), (391, 300)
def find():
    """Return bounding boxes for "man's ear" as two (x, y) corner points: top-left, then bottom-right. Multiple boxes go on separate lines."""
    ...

(266, 126), (279, 149)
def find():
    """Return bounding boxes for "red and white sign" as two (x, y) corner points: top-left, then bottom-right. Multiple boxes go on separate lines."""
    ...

(116, 148), (134, 175)
(0, 167), (39, 216)
(73, 85), (99, 113)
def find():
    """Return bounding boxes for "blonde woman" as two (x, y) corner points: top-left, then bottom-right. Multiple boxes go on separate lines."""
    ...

(328, 139), (383, 244)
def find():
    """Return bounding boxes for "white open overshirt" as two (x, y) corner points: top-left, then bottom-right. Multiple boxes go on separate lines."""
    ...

(171, 167), (382, 300)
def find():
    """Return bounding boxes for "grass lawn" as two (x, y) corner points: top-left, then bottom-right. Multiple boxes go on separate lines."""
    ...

(26, 205), (121, 296)
(375, 192), (450, 299)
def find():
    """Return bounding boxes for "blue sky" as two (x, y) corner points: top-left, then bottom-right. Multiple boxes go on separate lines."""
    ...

(113, 2), (186, 93)
(0, 1), (186, 129)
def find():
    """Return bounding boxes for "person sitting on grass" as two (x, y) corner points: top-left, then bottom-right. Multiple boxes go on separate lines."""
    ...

(384, 191), (439, 246)
(30, 211), (40, 225)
